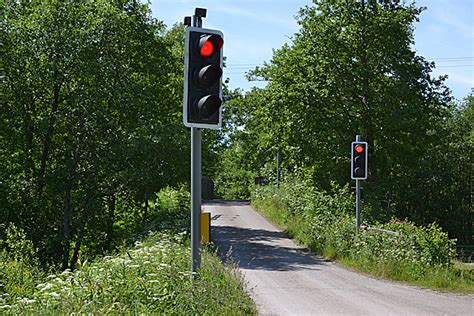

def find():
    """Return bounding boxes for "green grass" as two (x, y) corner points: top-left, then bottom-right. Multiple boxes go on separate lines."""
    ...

(252, 192), (474, 295)
(339, 257), (474, 294)
(0, 231), (257, 314)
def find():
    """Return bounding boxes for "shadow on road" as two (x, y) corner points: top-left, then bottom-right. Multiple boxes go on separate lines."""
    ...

(203, 199), (250, 206)
(213, 225), (329, 272)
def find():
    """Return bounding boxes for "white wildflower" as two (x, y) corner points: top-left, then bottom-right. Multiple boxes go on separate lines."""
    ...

(38, 283), (54, 292)
(17, 298), (36, 304)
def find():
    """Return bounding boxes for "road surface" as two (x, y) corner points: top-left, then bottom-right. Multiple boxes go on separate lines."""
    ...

(203, 200), (473, 315)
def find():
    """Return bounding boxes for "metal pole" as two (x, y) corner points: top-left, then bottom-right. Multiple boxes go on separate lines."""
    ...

(277, 149), (281, 188)
(355, 134), (361, 233)
(356, 179), (361, 233)
(190, 12), (203, 275)
(191, 127), (201, 273)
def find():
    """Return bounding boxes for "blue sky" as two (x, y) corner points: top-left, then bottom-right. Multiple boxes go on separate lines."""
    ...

(150, 0), (473, 101)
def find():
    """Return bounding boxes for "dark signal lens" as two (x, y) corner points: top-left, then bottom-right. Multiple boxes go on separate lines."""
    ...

(196, 64), (223, 87)
(214, 35), (223, 49)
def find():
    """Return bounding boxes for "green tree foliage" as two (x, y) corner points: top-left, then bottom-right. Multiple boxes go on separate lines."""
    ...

(220, 0), (469, 241)
(1, 0), (189, 268)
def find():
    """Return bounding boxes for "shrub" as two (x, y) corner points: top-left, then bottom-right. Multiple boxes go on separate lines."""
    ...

(0, 224), (43, 304)
(252, 181), (457, 271)
(147, 186), (191, 231)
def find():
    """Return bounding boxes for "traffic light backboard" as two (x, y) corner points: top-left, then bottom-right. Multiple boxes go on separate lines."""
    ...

(183, 27), (224, 129)
(351, 141), (368, 180)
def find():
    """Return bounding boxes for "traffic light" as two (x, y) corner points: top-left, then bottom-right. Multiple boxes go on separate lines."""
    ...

(351, 141), (368, 180)
(183, 27), (224, 129)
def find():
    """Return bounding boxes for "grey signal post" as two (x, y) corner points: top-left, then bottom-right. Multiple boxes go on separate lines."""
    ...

(191, 11), (202, 277)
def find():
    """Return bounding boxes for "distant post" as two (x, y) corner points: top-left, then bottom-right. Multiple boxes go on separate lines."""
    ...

(277, 148), (281, 188)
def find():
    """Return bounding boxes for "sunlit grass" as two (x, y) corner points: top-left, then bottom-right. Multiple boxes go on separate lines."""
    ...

(0, 231), (256, 314)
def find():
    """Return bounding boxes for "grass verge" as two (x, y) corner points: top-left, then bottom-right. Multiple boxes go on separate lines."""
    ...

(252, 186), (474, 295)
(0, 230), (256, 314)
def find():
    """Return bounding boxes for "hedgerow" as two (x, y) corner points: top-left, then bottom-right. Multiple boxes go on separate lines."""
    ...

(252, 181), (472, 292)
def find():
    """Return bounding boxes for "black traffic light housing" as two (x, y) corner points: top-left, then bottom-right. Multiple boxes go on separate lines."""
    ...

(351, 141), (368, 180)
(183, 27), (224, 129)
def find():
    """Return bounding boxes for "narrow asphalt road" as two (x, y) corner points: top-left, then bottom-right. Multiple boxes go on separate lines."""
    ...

(203, 200), (473, 315)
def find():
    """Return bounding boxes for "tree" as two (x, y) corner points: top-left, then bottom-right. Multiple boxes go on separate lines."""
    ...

(229, 0), (463, 235)
(1, 0), (188, 268)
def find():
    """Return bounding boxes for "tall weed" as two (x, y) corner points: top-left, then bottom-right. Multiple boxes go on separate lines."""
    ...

(0, 187), (256, 314)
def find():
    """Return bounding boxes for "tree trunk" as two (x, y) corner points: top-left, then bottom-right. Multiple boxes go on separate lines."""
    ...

(62, 187), (72, 270)
(37, 81), (62, 196)
(69, 214), (86, 270)
(143, 191), (150, 225)
(105, 194), (116, 251)
(69, 192), (95, 270)
(23, 104), (35, 181)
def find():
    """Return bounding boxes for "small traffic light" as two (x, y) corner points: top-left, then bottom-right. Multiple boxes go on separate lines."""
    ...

(183, 27), (224, 129)
(351, 141), (368, 180)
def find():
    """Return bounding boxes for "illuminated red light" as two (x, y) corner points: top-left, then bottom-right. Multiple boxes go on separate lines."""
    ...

(355, 145), (364, 153)
(199, 35), (223, 58)
(200, 40), (214, 57)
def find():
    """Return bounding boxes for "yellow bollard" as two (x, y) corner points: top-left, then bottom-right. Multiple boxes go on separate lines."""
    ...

(200, 212), (211, 243)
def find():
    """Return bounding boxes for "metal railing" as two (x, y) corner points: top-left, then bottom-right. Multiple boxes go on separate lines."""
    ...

(361, 225), (400, 236)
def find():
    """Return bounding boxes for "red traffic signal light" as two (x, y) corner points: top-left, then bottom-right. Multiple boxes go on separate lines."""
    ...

(183, 27), (224, 129)
(199, 35), (223, 57)
(355, 145), (364, 153)
(351, 141), (368, 180)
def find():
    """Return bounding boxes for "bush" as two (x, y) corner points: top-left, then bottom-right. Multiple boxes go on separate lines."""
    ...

(215, 170), (253, 200)
(252, 181), (462, 288)
(147, 186), (191, 231)
(0, 224), (43, 304)
(351, 220), (456, 280)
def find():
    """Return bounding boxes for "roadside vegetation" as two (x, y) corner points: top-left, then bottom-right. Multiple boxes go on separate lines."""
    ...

(252, 183), (473, 294)
(2, 0), (472, 310)
(210, 0), (473, 292)
(0, 187), (256, 314)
